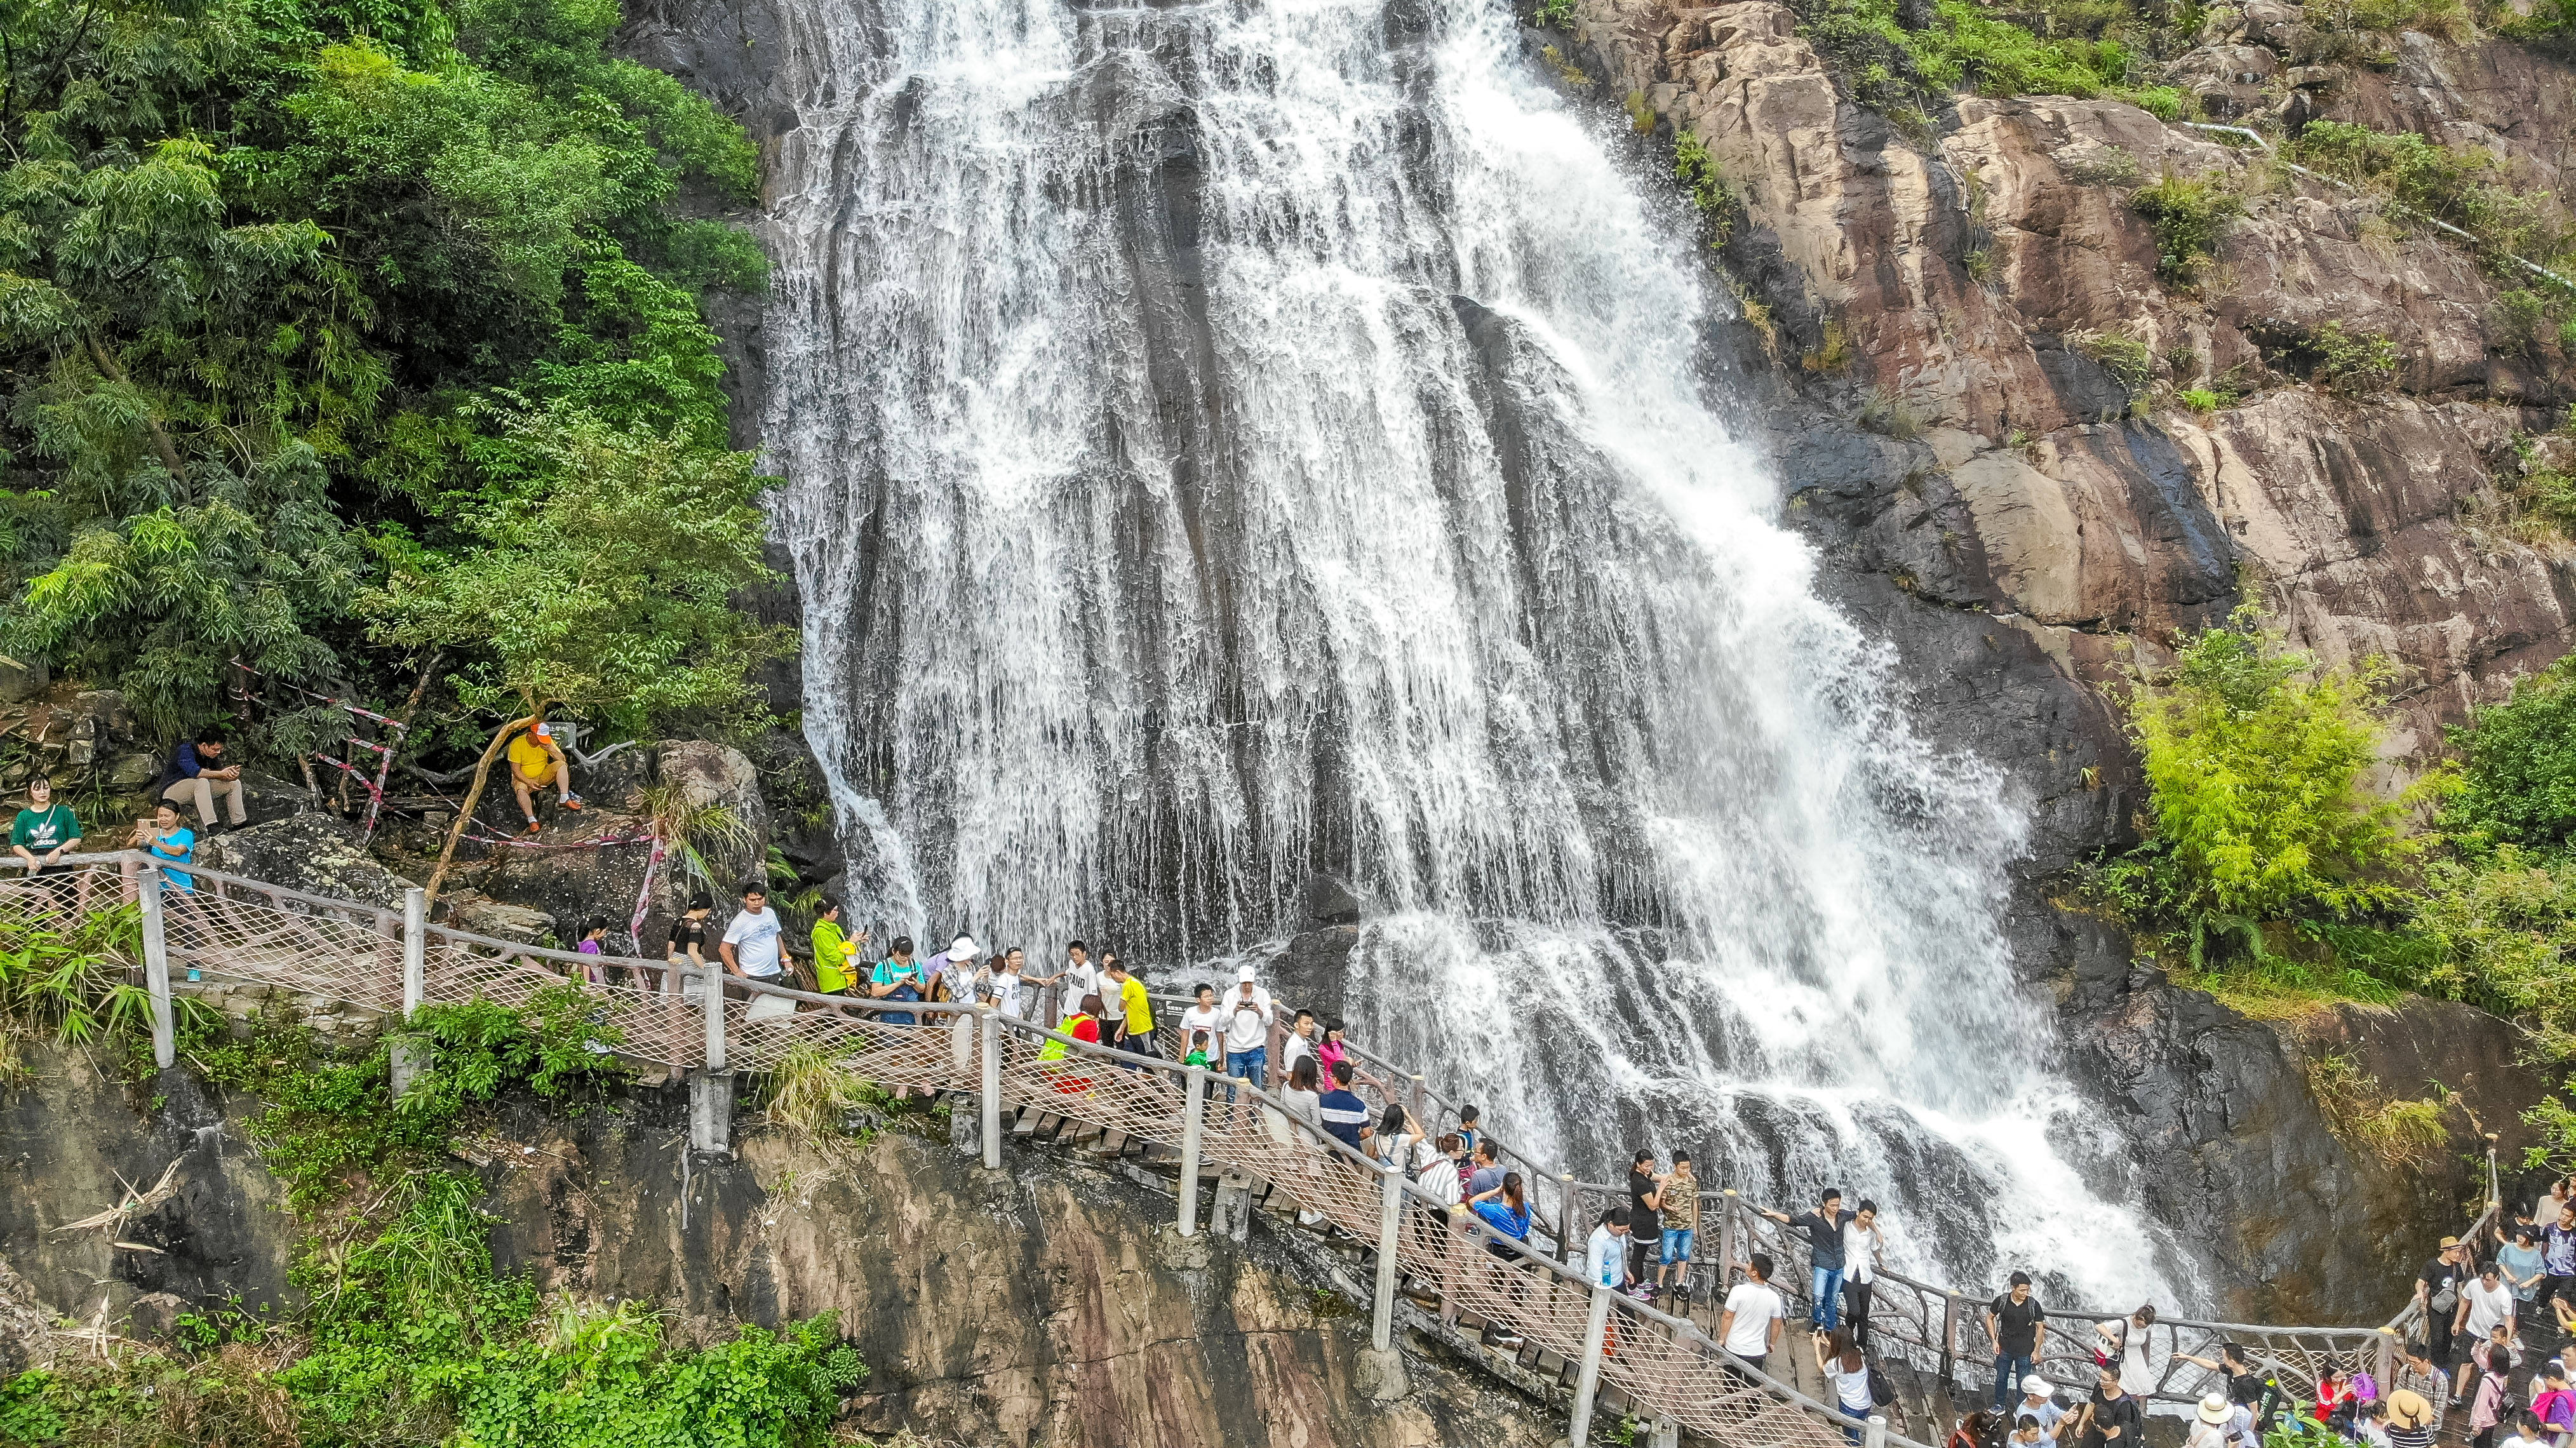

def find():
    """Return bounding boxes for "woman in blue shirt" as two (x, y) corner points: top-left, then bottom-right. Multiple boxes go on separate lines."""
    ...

(2497, 1224), (2547, 1308)
(1470, 1171), (1533, 1259)
(133, 804), (195, 893)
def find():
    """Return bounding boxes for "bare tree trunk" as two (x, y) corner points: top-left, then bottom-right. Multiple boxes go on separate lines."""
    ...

(424, 713), (537, 906)
(84, 332), (186, 481)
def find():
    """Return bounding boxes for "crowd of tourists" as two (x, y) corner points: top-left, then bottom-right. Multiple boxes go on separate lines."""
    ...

(1936, 1181), (2576, 1448)
(29, 767), (2563, 1448)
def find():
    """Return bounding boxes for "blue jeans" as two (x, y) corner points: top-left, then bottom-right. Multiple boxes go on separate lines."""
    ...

(1811, 1264), (1844, 1328)
(1224, 1047), (1266, 1101)
(1991, 1352), (2036, 1412)
(1661, 1228), (1694, 1266)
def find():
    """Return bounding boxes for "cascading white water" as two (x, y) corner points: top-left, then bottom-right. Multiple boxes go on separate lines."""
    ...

(763, 0), (2192, 1303)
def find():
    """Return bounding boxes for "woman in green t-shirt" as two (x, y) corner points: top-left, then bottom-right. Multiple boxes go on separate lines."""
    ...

(8, 777), (83, 875)
(810, 898), (863, 994)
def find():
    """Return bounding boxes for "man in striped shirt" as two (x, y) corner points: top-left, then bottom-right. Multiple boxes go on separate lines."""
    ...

(1318, 1059), (1371, 1153)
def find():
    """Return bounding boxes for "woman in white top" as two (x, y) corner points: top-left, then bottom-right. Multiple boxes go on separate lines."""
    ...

(1280, 1054), (1323, 1125)
(2098, 1306), (2164, 1398)
(1843, 1200), (1886, 1348)
(1375, 1102), (1421, 1169)
(1278, 1055), (1327, 1227)
(1815, 1327), (1875, 1440)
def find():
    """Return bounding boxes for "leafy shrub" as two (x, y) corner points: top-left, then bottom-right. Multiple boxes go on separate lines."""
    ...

(2310, 321), (2399, 393)
(11, 985), (869, 1446)
(0, 0), (770, 738)
(196, 984), (629, 1209)
(1797, 0), (2142, 112)
(2093, 605), (2421, 961)
(0, 901), (149, 1076)
(2492, 0), (2574, 52)
(1672, 132), (1740, 246)
(2179, 386), (2234, 412)
(2514, 464), (2576, 539)
(2066, 325), (2154, 398)
(2411, 848), (2576, 1047)
(2445, 655), (2576, 852)
(2491, 289), (2557, 358)
(1536, 0), (1578, 24)
(2131, 173), (2243, 285)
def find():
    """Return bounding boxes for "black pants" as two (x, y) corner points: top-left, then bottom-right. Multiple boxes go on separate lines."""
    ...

(1844, 1278), (1875, 1347)
(1632, 1233), (1660, 1285)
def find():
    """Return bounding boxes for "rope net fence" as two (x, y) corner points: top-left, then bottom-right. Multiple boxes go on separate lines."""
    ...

(1, 853), (2479, 1443)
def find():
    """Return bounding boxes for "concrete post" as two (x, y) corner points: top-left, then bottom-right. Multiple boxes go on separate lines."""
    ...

(137, 871), (173, 1071)
(401, 887), (426, 1012)
(691, 962), (731, 1153)
(391, 887), (428, 1096)
(703, 961), (727, 1071)
(1408, 1072), (1426, 1126)
(1558, 1174), (1578, 1264)
(980, 1010), (1002, 1170)
(1940, 1291), (1963, 1391)
(1867, 1414), (1889, 1448)
(1179, 1066), (1207, 1237)
(1649, 1418), (1682, 1448)
(1569, 1282), (1614, 1447)
(1372, 1160), (1404, 1351)
(2375, 1327), (2398, 1393)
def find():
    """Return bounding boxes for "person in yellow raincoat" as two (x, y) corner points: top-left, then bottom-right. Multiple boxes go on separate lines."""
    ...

(1040, 995), (1102, 1094)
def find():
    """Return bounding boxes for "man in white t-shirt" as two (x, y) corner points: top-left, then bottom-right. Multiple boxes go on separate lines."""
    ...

(719, 884), (791, 982)
(1178, 982), (1223, 1057)
(1059, 939), (1102, 1022)
(1281, 1009), (1317, 1074)
(2454, 1263), (2519, 1398)
(1220, 964), (1273, 1096)
(1719, 1252), (1787, 1371)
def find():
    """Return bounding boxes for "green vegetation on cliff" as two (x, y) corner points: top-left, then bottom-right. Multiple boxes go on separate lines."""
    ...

(0, 0), (779, 753)
(2089, 612), (2576, 1083)
(0, 993), (865, 1447)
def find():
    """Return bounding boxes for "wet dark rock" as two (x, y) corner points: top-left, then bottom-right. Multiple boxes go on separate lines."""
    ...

(1300, 873), (1367, 928)
(1268, 925), (1362, 1022)
(2060, 954), (2542, 1320)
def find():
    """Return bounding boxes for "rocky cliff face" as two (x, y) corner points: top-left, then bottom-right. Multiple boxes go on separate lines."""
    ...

(1573, 0), (2572, 779)
(0, 1049), (1552, 1447)
(1552, 0), (2573, 1314)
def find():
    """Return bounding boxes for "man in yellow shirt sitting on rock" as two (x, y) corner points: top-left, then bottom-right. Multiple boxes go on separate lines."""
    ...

(504, 720), (584, 834)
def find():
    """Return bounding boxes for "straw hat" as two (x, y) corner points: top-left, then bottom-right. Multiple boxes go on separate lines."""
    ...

(2197, 1394), (2231, 1426)
(2389, 1390), (2434, 1429)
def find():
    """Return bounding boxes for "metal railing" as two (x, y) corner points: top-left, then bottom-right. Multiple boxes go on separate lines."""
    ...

(0, 854), (1907, 1448)
(1, 851), (2497, 1441)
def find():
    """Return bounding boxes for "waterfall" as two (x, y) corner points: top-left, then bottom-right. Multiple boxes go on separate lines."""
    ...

(763, 0), (2191, 1304)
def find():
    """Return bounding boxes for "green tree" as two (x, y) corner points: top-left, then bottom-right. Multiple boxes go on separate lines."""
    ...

(362, 406), (782, 897)
(2107, 606), (2422, 959)
(0, 0), (765, 741)
(2445, 655), (2576, 852)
